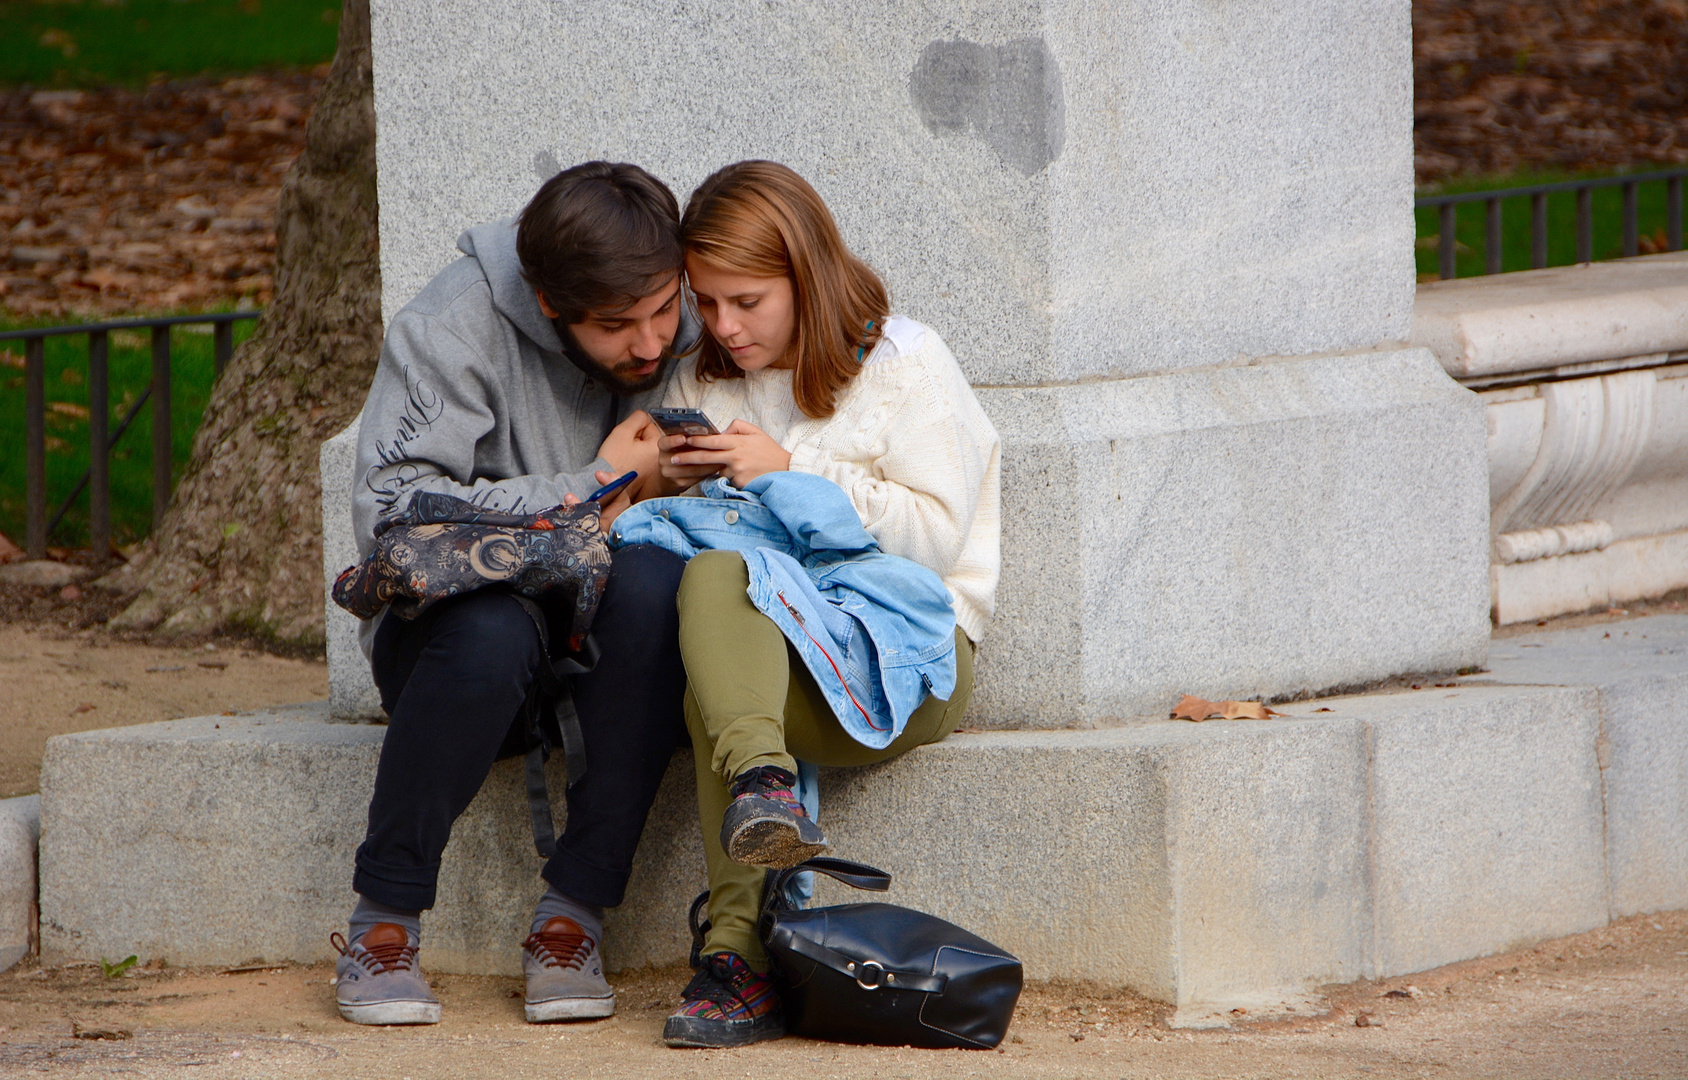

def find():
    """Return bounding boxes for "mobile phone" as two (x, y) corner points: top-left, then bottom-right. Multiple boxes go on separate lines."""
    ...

(648, 407), (720, 437)
(585, 470), (637, 503)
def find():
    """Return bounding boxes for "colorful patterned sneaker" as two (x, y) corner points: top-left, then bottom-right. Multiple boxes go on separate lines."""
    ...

(662, 952), (785, 1048)
(522, 916), (615, 1022)
(719, 764), (828, 869)
(331, 923), (441, 1025)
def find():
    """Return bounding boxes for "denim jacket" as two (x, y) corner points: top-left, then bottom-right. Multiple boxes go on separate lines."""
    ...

(609, 473), (958, 749)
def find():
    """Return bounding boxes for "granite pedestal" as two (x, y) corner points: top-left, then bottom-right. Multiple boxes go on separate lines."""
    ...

(346, 0), (1491, 727)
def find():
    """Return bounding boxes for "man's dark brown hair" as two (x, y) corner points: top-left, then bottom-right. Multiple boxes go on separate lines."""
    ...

(517, 161), (683, 324)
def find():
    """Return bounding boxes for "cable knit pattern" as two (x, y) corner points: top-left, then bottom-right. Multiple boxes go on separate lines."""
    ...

(666, 319), (1000, 643)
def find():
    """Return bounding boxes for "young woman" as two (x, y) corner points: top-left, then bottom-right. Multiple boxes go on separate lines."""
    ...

(653, 160), (1001, 1049)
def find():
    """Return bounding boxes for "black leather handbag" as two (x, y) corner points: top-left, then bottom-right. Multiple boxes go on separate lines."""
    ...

(734, 857), (1023, 1048)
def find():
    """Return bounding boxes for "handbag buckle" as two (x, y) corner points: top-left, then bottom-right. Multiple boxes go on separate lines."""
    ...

(847, 959), (888, 991)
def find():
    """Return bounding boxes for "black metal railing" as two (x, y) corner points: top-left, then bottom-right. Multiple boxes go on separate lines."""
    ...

(1, 311), (259, 561)
(1416, 168), (1688, 280)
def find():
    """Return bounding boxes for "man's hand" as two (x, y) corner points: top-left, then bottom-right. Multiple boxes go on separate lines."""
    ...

(597, 409), (662, 479)
(665, 419), (791, 488)
(564, 469), (641, 532)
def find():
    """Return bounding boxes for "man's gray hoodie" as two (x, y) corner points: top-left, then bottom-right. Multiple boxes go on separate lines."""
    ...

(351, 217), (696, 650)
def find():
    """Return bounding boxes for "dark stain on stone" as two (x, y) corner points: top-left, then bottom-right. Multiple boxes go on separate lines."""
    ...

(909, 37), (1065, 176)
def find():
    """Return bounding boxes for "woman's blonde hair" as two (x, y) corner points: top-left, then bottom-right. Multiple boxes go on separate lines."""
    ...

(681, 161), (888, 419)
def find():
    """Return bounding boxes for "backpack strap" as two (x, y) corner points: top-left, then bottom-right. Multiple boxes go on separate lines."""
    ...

(512, 596), (601, 858)
(523, 745), (558, 859)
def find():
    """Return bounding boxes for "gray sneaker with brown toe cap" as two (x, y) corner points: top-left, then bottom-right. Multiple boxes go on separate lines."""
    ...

(332, 922), (441, 1026)
(523, 916), (615, 1022)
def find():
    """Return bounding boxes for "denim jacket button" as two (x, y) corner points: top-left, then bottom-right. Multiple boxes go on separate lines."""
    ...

(659, 509), (670, 519)
(724, 509), (739, 525)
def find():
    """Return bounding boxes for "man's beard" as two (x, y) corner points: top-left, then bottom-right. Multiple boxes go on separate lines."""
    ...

(556, 324), (672, 395)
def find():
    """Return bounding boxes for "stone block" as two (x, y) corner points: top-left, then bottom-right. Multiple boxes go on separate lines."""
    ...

(320, 421), (381, 721)
(369, 0), (1413, 385)
(39, 706), (1373, 1006)
(36, 704), (703, 976)
(0, 795), (40, 972)
(1490, 531), (1688, 625)
(971, 347), (1492, 726)
(1480, 615), (1688, 918)
(1295, 686), (1609, 976)
(820, 719), (1371, 1008)
(1412, 252), (1688, 380)
(38, 703), (370, 968)
(44, 656), (1661, 1009)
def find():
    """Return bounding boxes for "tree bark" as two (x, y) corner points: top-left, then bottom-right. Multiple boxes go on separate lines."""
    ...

(105, 0), (380, 647)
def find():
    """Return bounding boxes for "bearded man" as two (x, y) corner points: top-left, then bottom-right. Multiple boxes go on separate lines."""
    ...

(336, 161), (695, 1025)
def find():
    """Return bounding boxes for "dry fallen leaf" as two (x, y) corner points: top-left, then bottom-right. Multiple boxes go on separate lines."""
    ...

(1171, 694), (1286, 722)
(1171, 694), (1216, 721)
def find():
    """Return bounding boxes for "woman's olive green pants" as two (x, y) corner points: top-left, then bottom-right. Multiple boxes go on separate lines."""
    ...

(677, 549), (975, 969)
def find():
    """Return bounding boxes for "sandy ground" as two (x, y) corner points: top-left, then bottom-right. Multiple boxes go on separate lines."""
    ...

(0, 910), (1683, 1079)
(0, 621), (326, 799)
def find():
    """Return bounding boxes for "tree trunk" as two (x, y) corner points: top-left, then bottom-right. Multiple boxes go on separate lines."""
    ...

(104, 0), (380, 647)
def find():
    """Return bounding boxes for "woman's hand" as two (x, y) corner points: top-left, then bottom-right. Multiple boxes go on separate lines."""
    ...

(656, 432), (722, 494)
(666, 419), (791, 488)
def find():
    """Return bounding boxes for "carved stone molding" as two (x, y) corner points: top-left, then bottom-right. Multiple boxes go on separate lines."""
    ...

(1488, 369), (1656, 538)
(1415, 257), (1688, 623)
(1493, 520), (1613, 565)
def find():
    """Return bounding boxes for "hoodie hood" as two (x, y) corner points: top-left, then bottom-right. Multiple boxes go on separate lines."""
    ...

(457, 217), (562, 353)
(456, 216), (703, 362)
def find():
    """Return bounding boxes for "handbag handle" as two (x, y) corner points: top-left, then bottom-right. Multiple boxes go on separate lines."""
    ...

(769, 857), (892, 901)
(687, 859), (898, 969)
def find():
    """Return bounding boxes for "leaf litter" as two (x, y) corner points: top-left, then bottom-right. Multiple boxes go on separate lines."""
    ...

(0, 72), (323, 319)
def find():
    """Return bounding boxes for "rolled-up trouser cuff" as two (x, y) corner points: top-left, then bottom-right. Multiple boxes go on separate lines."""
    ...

(541, 842), (633, 909)
(353, 847), (442, 912)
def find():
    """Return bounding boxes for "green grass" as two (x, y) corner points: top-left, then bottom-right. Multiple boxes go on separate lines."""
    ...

(0, 0), (340, 88)
(1415, 167), (1684, 280)
(0, 313), (257, 550)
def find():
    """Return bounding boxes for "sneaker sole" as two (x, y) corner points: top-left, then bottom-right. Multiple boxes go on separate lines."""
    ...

(525, 995), (616, 1023)
(337, 999), (441, 1025)
(724, 818), (828, 870)
(662, 1013), (786, 1049)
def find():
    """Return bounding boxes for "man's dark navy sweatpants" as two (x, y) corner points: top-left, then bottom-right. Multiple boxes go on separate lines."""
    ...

(353, 543), (688, 911)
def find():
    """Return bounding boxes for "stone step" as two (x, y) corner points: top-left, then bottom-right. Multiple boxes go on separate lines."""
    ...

(1, 794), (39, 972)
(36, 618), (1688, 1014)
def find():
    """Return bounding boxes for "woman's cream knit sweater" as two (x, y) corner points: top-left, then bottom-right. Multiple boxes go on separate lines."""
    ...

(663, 316), (1001, 643)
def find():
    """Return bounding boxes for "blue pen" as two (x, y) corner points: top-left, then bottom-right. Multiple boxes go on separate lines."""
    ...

(586, 471), (637, 503)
